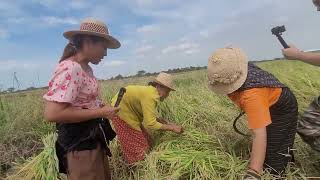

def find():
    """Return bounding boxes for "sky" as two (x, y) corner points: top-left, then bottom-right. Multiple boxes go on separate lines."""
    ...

(0, 0), (319, 90)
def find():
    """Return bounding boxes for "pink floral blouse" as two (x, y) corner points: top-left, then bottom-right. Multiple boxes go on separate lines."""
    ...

(43, 57), (102, 109)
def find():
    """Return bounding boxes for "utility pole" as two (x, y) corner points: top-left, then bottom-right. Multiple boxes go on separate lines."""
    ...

(0, 84), (3, 111)
(13, 72), (21, 90)
(37, 72), (40, 87)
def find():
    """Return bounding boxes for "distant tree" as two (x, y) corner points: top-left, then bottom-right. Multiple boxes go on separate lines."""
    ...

(26, 87), (36, 91)
(114, 74), (123, 80)
(137, 70), (146, 76)
(7, 87), (15, 93)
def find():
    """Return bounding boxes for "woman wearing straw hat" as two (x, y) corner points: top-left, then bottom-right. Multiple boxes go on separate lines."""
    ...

(207, 47), (298, 179)
(111, 72), (184, 164)
(43, 18), (121, 180)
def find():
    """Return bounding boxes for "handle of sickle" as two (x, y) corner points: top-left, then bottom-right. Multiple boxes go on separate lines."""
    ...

(114, 87), (126, 107)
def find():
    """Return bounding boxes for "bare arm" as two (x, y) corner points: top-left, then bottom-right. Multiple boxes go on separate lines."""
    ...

(157, 117), (168, 124)
(249, 127), (267, 174)
(282, 45), (320, 66)
(44, 101), (119, 123)
(298, 52), (320, 66)
(157, 117), (176, 125)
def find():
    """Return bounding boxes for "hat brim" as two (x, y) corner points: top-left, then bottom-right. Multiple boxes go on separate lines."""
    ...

(208, 62), (248, 95)
(63, 30), (121, 49)
(154, 80), (176, 91)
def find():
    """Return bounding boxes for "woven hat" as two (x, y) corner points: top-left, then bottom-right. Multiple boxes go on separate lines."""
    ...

(207, 47), (248, 94)
(154, 72), (176, 91)
(63, 18), (121, 49)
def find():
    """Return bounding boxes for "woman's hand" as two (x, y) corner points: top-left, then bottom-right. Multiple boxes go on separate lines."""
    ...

(282, 44), (303, 60)
(159, 122), (184, 134)
(244, 168), (261, 180)
(98, 105), (120, 119)
(170, 124), (184, 134)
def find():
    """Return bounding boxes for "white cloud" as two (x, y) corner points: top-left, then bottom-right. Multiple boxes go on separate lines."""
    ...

(69, 1), (89, 9)
(200, 30), (209, 38)
(33, 0), (57, 7)
(33, 0), (89, 10)
(179, 36), (189, 42)
(130, 0), (156, 8)
(103, 60), (126, 67)
(5, 16), (79, 28)
(162, 42), (200, 54)
(0, 29), (9, 39)
(184, 49), (200, 55)
(121, 40), (132, 46)
(137, 24), (159, 33)
(120, 0), (183, 10)
(7, 17), (26, 24)
(134, 45), (154, 55)
(273, 16), (289, 24)
(42, 16), (79, 26)
(0, 1), (24, 17)
(0, 60), (39, 71)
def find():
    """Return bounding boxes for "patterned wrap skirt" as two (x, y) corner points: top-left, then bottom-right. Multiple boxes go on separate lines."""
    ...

(111, 116), (151, 164)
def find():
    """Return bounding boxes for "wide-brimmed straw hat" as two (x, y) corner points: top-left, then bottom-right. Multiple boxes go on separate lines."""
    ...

(154, 72), (176, 91)
(207, 47), (248, 95)
(63, 18), (121, 49)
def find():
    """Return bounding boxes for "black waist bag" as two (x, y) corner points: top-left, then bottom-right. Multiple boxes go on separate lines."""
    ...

(55, 118), (116, 174)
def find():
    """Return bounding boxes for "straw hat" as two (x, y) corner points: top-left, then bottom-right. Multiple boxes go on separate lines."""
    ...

(63, 18), (121, 49)
(154, 72), (176, 91)
(207, 47), (248, 95)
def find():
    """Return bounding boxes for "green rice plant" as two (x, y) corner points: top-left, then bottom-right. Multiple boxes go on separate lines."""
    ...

(6, 133), (61, 180)
(3, 61), (320, 179)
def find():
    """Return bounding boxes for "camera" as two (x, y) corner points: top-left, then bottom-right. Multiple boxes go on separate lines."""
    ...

(271, 25), (286, 35)
(271, 25), (289, 48)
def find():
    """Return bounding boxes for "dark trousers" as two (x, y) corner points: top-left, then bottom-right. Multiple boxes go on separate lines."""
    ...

(264, 88), (298, 175)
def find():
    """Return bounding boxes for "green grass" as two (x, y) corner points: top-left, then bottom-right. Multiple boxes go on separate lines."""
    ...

(1, 60), (320, 179)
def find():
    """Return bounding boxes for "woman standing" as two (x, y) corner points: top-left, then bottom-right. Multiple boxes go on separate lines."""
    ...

(43, 18), (120, 180)
(207, 47), (298, 179)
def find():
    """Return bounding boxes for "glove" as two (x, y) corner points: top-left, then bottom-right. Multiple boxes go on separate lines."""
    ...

(244, 169), (261, 180)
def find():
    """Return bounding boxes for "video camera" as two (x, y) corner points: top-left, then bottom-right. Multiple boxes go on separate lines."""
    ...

(271, 25), (289, 49)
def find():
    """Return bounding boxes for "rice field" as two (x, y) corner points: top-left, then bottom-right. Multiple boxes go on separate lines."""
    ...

(1, 60), (320, 179)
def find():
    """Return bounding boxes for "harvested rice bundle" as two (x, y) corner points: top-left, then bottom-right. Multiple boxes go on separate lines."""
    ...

(6, 133), (61, 180)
